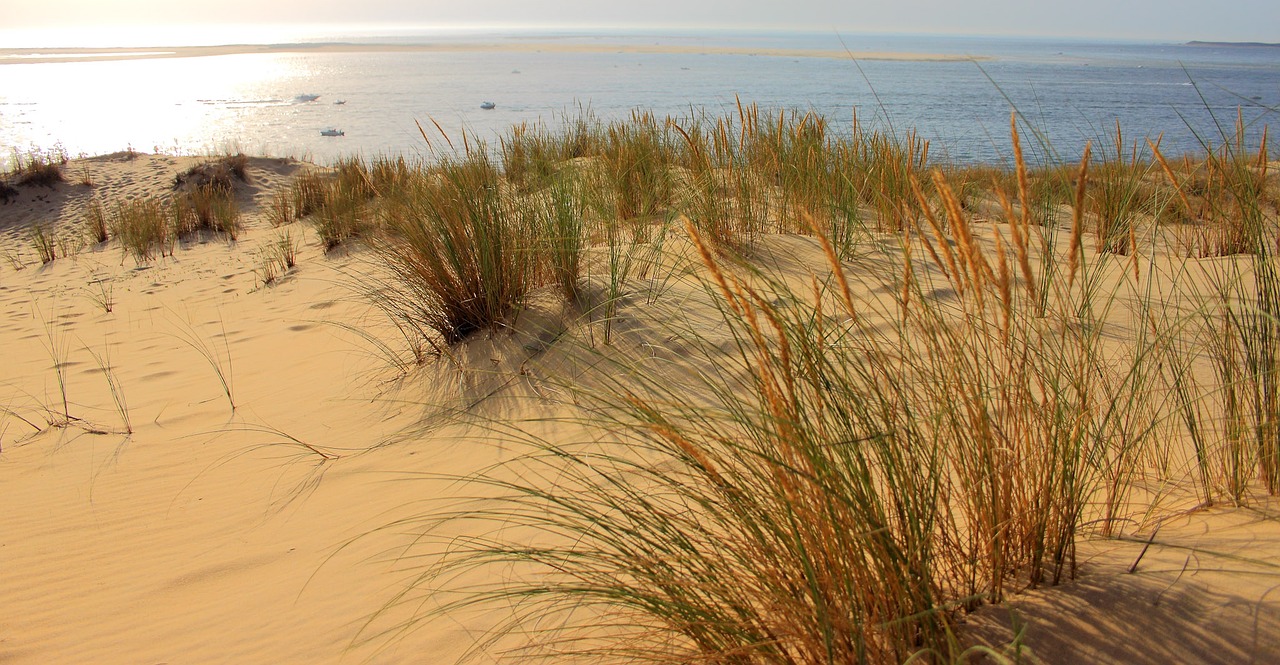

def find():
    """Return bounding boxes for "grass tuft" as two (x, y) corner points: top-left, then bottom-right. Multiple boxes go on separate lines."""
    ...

(29, 224), (58, 264)
(9, 145), (68, 187)
(375, 149), (539, 345)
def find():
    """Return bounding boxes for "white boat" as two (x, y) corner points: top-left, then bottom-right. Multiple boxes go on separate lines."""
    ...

(320, 128), (344, 137)
(480, 101), (496, 110)
(295, 93), (320, 102)
(334, 100), (346, 105)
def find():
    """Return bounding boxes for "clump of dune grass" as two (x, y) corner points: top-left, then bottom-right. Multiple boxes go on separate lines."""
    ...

(84, 199), (110, 244)
(668, 113), (770, 251)
(268, 190), (294, 227)
(501, 121), (567, 193)
(169, 154), (247, 242)
(175, 184), (241, 241)
(254, 253), (280, 286)
(289, 158), (383, 250)
(38, 306), (72, 426)
(276, 230), (299, 269)
(254, 230), (299, 286)
(536, 173), (587, 304)
(313, 179), (373, 250)
(29, 224), (58, 264)
(291, 170), (330, 218)
(369, 154), (416, 197)
(1163, 253), (1279, 507)
(333, 156), (379, 201)
(665, 103), (925, 255)
(374, 148), (541, 347)
(1090, 121), (1151, 255)
(9, 145), (68, 187)
(851, 115), (930, 234)
(173, 153), (248, 192)
(600, 111), (674, 222)
(1151, 111), (1274, 258)
(109, 198), (172, 263)
(752, 107), (839, 229)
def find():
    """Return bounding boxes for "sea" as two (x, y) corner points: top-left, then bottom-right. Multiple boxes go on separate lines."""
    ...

(1, 27), (1278, 167)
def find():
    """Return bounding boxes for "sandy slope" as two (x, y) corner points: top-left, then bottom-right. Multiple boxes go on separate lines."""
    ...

(0, 155), (506, 662)
(0, 154), (1278, 663)
(965, 501), (1280, 663)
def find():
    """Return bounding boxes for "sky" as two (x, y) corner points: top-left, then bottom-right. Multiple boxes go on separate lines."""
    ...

(3, 0), (1279, 44)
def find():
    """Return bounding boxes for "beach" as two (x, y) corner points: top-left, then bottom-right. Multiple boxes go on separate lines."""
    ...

(1, 115), (1280, 663)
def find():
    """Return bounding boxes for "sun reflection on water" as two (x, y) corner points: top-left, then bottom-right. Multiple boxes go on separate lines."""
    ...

(1, 53), (309, 157)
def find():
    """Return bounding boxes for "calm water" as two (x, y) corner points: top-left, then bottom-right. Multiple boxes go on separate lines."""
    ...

(1, 29), (1278, 167)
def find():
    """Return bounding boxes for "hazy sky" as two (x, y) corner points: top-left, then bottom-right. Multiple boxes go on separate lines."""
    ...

(4, 0), (1279, 42)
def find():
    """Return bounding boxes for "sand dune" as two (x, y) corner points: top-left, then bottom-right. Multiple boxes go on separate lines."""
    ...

(0, 155), (484, 661)
(0, 152), (1277, 663)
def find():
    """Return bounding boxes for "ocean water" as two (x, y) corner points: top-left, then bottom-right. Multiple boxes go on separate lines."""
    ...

(1, 29), (1278, 167)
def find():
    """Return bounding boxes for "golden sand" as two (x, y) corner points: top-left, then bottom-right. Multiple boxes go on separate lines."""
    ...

(0, 153), (1275, 663)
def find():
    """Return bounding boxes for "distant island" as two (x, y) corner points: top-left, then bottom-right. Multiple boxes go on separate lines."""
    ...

(1187, 40), (1280, 48)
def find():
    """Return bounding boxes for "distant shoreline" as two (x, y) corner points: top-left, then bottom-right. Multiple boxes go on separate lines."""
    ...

(0, 41), (988, 66)
(1186, 40), (1280, 48)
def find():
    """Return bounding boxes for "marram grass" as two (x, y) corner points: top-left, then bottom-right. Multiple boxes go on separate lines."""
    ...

(27, 103), (1253, 662)
(333, 103), (1280, 663)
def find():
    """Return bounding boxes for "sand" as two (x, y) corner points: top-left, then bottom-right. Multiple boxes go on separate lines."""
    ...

(0, 153), (1277, 663)
(0, 154), (498, 662)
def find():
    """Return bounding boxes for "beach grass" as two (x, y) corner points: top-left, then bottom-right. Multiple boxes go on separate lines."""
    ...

(373, 148), (541, 346)
(254, 229), (299, 286)
(9, 145), (67, 187)
(313, 104), (1280, 662)
(29, 223), (58, 264)
(108, 198), (172, 263)
(13, 101), (1276, 662)
(84, 199), (110, 244)
(175, 184), (242, 241)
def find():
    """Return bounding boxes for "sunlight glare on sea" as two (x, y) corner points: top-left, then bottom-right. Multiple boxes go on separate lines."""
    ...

(0, 22), (524, 49)
(1, 53), (307, 157)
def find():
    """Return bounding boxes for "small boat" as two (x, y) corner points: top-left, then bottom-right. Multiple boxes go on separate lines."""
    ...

(295, 93), (320, 102)
(480, 101), (496, 110)
(320, 128), (344, 137)
(334, 100), (346, 105)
